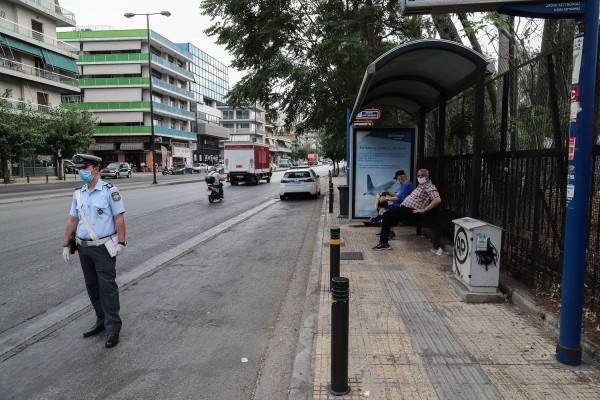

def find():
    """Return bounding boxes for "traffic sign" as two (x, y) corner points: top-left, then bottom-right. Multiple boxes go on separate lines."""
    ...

(355, 109), (380, 119)
(401, 0), (573, 15)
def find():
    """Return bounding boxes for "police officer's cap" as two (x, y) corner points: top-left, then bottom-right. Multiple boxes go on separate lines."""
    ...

(72, 154), (102, 168)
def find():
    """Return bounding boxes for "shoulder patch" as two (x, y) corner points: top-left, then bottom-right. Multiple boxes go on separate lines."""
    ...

(105, 183), (114, 189)
(74, 186), (82, 191)
(111, 191), (121, 202)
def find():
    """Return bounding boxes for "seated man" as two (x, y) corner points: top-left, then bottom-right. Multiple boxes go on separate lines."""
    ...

(370, 170), (415, 240)
(373, 168), (441, 251)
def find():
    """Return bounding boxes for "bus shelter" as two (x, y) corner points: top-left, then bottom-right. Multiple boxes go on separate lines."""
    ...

(350, 39), (493, 219)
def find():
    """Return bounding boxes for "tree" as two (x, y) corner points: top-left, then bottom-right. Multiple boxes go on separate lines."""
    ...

(319, 130), (346, 174)
(0, 102), (47, 183)
(201, 0), (431, 146)
(42, 106), (97, 179)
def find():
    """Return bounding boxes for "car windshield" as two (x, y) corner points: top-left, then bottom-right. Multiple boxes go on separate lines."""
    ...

(105, 162), (119, 169)
(285, 171), (311, 179)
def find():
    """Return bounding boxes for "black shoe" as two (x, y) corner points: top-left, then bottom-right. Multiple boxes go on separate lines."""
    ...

(105, 334), (119, 348)
(369, 214), (383, 223)
(83, 324), (105, 337)
(372, 243), (392, 251)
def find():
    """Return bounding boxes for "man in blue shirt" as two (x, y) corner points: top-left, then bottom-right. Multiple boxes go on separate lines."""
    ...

(62, 154), (126, 348)
(370, 170), (415, 238)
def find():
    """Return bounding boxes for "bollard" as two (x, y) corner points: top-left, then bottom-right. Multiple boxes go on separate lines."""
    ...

(330, 228), (340, 289)
(45, 173), (48, 183)
(26, 174), (30, 183)
(329, 181), (334, 214)
(328, 277), (351, 396)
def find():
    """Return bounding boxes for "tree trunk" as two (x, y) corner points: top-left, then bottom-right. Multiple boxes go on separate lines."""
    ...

(1, 158), (10, 184)
(457, 13), (498, 116)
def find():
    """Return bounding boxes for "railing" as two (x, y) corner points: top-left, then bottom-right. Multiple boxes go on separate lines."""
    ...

(78, 53), (149, 63)
(79, 77), (150, 86)
(17, 0), (76, 26)
(152, 78), (194, 99)
(0, 97), (51, 113)
(151, 54), (194, 79)
(61, 95), (82, 103)
(153, 102), (195, 119)
(155, 126), (196, 140)
(0, 57), (79, 87)
(150, 31), (193, 60)
(0, 17), (78, 53)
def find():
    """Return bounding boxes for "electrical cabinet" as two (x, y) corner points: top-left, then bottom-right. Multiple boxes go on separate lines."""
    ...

(452, 217), (503, 293)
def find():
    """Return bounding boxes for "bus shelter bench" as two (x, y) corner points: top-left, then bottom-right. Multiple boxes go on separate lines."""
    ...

(414, 204), (442, 250)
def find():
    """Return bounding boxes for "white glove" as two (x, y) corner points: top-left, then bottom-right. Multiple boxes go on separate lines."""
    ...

(62, 246), (71, 263)
(115, 244), (125, 257)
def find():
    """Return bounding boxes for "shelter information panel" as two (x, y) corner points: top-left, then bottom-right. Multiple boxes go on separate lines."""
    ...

(351, 127), (416, 220)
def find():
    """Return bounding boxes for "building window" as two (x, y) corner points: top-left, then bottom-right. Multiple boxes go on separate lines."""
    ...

(222, 110), (234, 120)
(236, 110), (250, 119)
(31, 20), (43, 41)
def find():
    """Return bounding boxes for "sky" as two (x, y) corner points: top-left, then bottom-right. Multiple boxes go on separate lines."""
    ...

(58, 0), (245, 87)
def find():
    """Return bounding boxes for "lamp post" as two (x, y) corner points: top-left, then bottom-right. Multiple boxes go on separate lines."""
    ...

(124, 11), (171, 184)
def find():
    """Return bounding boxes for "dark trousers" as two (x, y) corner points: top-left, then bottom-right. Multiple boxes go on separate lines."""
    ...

(78, 245), (122, 334)
(379, 206), (415, 245)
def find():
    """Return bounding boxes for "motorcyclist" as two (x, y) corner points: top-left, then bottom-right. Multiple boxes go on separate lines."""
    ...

(206, 166), (223, 198)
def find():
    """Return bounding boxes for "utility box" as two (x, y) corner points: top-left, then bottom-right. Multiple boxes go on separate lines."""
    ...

(452, 217), (503, 293)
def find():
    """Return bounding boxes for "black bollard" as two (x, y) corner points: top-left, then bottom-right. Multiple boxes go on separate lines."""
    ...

(328, 277), (351, 396)
(329, 181), (334, 213)
(26, 174), (30, 183)
(45, 173), (48, 183)
(330, 227), (340, 289)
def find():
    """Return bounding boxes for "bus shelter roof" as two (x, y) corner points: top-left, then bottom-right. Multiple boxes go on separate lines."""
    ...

(351, 39), (494, 120)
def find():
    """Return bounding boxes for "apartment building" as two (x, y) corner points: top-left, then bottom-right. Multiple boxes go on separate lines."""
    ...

(58, 27), (195, 169)
(177, 42), (229, 165)
(0, 0), (80, 176)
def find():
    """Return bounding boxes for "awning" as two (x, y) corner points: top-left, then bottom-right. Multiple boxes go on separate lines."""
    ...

(89, 143), (115, 151)
(0, 33), (7, 46)
(3, 35), (42, 57)
(41, 48), (79, 74)
(120, 142), (145, 151)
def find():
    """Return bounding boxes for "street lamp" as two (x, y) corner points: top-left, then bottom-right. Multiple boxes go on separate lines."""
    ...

(124, 11), (171, 184)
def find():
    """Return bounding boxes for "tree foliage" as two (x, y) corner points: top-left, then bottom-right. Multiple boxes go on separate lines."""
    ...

(201, 0), (431, 145)
(0, 104), (97, 183)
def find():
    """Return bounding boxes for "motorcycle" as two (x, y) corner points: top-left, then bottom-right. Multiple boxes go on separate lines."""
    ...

(207, 184), (223, 203)
(162, 166), (174, 175)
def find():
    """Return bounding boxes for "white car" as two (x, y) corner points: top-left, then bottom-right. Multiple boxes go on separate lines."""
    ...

(279, 167), (321, 200)
(187, 163), (208, 173)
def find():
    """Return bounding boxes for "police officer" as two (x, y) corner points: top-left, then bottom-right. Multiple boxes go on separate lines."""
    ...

(62, 154), (126, 348)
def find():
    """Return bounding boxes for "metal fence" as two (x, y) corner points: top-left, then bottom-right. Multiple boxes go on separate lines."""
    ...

(419, 38), (600, 316)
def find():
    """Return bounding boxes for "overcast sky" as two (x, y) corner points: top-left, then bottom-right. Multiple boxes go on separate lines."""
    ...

(58, 0), (245, 87)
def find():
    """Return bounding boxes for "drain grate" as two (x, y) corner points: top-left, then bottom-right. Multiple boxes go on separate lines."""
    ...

(340, 251), (363, 260)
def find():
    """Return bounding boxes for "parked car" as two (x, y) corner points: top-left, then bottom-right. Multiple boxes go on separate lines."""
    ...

(215, 163), (225, 174)
(279, 167), (321, 200)
(63, 159), (77, 174)
(172, 164), (186, 175)
(100, 162), (132, 179)
(187, 162), (208, 173)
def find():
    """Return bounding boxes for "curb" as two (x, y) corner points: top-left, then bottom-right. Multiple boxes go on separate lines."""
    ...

(287, 194), (326, 399)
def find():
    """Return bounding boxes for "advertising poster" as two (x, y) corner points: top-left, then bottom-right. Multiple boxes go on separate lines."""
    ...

(351, 127), (415, 219)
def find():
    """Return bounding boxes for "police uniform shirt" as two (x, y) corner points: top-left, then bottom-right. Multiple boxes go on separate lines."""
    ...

(70, 179), (126, 239)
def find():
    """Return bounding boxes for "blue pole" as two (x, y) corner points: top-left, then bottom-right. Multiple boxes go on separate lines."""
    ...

(556, 0), (600, 366)
(346, 108), (350, 185)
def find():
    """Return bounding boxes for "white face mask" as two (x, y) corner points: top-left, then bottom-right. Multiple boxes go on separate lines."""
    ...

(418, 177), (427, 184)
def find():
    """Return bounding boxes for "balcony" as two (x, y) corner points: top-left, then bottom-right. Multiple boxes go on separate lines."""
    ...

(79, 77), (150, 87)
(155, 126), (196, 140)
(0, 97), (51, 113)
(150, 31), (193, 62)
(153, 101), (195, 120)
(0, 17), (78, 54)
(0, 57), (79, 88)
(78, 53), (149, 63)
(152, 78), (194, 101)
(15, 0), (76, 27)
(151, 54), (194, 80)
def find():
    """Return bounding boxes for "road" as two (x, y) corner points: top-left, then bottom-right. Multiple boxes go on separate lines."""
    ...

(0, 166), (330, 399)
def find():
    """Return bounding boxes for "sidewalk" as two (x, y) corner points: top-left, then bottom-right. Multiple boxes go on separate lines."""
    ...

(310, 175), (600, 399)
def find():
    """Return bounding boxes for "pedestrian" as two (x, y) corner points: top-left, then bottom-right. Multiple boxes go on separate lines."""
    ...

(371, 170), (415, 240)
(62, 154), (127, 348)
(373, 168), (441, 250)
